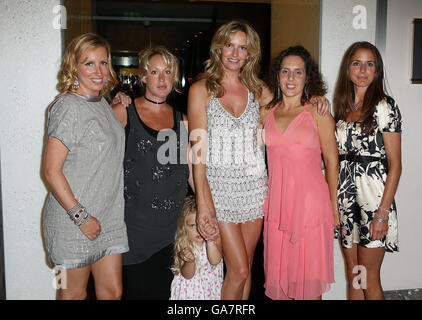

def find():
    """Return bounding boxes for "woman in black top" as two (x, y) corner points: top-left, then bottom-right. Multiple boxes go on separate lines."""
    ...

(113, 46), (193, 299)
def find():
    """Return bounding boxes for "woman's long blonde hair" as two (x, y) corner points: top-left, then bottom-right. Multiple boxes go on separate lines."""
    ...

(202, 20), (263, 99)
(171, 195), (201, 275)
(56, 33), (118, 95)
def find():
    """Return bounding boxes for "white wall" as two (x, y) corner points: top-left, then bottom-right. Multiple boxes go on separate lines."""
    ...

(320, 0), (377, 300)
(381, 0), (422, 290)
(0, 0), (61, 299)
(1, 0), (420, 300)
(321, 0), (422, 299)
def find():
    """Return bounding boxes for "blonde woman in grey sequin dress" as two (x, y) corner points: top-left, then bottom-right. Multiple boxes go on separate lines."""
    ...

(188, 21), (268, 300)
(43, 33), (129, 300)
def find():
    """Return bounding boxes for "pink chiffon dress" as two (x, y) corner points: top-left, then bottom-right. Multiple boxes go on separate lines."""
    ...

(262, 106), (335, 300)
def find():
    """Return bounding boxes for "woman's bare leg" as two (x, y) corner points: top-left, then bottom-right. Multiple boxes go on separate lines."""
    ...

(58, 266), (91, 300)
(239, 218), (263, 299)
(341, 244), (365, 300)
(91, 254), (123, 300)
(358, 246), (385, 300)
(219, 221), (249, 300)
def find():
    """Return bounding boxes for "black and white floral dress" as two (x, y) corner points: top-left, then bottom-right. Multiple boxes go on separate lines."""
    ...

(335, 96), (402, 252)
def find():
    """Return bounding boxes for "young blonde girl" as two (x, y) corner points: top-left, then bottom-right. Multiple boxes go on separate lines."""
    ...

(170, 195), (223, 300)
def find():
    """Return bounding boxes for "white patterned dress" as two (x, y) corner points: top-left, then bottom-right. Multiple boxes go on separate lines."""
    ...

(170, 242), (224, 300)
(205, 91), (268, 223)
(335, 96), (402, 252)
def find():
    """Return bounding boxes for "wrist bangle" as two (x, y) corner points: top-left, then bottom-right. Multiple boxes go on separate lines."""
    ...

(374, 212), (389, 224)
(378, 206), (390, 214)
(67, 202), (82, 216)
(77, 209), (91, 226)
(67, 202), (91, 226)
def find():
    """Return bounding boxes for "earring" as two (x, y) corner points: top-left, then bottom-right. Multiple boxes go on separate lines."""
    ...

(304, 85), (309, 101)
(277, 77), (281, 101)
(73, 78), (79, 89)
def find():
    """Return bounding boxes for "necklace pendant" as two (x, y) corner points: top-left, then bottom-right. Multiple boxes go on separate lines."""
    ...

(351, 101), (361, 112)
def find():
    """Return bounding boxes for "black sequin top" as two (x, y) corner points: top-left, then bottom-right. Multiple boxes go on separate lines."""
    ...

(122, 102), (189, 265)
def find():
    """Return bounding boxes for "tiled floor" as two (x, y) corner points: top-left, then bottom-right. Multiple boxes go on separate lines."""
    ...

(384, 288), (422, 300)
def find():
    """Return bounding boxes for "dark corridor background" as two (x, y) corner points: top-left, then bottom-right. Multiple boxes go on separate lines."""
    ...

(81, 0), (271, 113)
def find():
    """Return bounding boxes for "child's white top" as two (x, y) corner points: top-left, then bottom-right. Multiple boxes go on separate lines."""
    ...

(170, 241), (224, 300)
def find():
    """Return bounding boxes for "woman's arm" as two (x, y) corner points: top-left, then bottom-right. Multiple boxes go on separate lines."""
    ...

(44, 138), (102, 240)
(111, 103), (128, 127)
(258, 105), (273, 149)
(44, 138), (77, 210)
(370, 132), (402, 240)
(182, 114), (195, 192)
(258, 85), (274, 109)
(312, 107), (340, 228)
(187, 80), (218, 240)
(258, 86), (275, 148)
(258, 87), (274, 127)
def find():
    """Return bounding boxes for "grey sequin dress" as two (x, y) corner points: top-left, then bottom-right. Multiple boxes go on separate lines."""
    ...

(43, 93), (129, 269)
(206, 91), (267, 223)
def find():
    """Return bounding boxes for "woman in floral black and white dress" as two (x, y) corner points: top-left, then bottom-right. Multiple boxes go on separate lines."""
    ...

(333, 42), (402, 300)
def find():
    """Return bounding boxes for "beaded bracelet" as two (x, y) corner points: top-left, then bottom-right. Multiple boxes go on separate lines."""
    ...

(378, 206), (390, 214)
(67, 202), (82, 216)
(374, 212), (389, 224)
(67, 202), (91, 226)
(75, 208), (91, 226)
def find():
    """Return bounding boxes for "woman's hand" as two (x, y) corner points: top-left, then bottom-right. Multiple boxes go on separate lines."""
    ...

(112, 91), (131, 107)
(310, 96), (331, 116)
(333, 210), (340, 230)
(79, 216), (102, 241)
(333, 209), (340, 239)
(370, 210), (389, 241)
(196, 205), (219, 241)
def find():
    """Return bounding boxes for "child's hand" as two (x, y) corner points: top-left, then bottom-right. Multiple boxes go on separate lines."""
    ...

(179, 248), (195, 263)
(203, 222), (217, 236)
(196, 206), (219, 240)
(202, 220), (219, 241)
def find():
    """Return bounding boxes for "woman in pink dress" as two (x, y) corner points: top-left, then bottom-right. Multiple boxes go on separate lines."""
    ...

(260, 46), (340, 300)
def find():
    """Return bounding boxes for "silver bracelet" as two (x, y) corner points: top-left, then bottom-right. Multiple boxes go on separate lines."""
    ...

(378, 206), (390, 214)
(67, 202), (82, 216)
(68, 205), (89, 226)
(374, 212), (389, 224)
(76, 209), (91, 226)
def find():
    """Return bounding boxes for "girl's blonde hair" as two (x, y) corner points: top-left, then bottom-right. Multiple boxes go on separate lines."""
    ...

(138, 45), (181, 93)
(56, 33), (118, 95)
(171, 195), (200, 275)
(201, 20), (263, 99)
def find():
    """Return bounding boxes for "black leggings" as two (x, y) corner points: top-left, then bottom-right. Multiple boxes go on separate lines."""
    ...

(121, 243), (174, 300)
